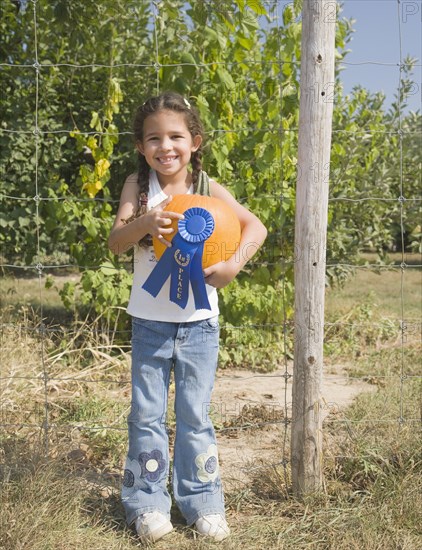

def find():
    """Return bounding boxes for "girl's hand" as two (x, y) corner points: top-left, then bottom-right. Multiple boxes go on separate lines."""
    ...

(203, 261), (239, 289)
(144, 195), (184, 248)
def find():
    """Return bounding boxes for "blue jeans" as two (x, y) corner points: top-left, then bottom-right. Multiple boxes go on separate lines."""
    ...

(121, 316), (226, 526)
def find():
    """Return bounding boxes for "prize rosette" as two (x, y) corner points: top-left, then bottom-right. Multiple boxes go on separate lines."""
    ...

(142, 195), (241, 310)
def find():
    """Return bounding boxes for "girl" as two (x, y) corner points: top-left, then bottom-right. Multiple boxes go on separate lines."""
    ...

(108, 91), (267, 543)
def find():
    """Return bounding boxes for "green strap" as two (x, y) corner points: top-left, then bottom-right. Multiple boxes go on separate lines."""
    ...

(194, 170), (211, 196)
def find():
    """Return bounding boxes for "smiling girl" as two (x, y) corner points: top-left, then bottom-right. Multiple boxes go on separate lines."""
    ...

(108, 92), (267, 543)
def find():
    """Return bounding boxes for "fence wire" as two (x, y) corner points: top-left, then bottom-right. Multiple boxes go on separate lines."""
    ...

(0, 0), (421, 489)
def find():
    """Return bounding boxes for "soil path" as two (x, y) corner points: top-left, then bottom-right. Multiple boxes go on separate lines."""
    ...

(212, 365), (374, 487)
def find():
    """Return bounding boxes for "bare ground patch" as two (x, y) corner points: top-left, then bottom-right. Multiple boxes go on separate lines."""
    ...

(212, 365), (376, 487)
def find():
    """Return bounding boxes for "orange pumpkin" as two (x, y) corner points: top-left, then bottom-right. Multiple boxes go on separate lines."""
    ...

(153, 195), (241, 268)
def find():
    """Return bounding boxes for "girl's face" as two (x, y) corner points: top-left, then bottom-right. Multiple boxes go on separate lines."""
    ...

(137, 110), (202, 181)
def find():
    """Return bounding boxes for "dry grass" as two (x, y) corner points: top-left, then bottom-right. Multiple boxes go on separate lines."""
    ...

(1, 347), (420, 550)
(325, 256), (421, 320)
(1, 265), (421, 549)
(2, 425), (421, 550)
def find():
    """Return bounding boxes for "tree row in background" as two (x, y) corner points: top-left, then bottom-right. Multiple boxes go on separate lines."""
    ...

(1, 0), (420, 368)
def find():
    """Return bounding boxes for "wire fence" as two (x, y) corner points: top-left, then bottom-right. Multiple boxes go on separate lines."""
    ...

(1, 0), (421, 493)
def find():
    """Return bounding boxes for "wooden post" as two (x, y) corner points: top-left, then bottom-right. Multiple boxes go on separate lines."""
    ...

(291, 0), (336, 496)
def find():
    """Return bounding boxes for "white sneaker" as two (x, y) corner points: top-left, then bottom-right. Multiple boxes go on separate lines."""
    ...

(135, 510), (173, 543)
(195, 514), (230, 541)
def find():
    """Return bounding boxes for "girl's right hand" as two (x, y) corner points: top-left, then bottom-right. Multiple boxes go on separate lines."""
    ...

(143, 195), (184, 247)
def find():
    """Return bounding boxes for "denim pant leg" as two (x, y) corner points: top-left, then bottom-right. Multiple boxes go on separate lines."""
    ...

(121, 318), (175, 526)
(172, 317), (226, 525)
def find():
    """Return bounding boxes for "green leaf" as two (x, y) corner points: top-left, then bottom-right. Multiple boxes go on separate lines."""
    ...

(246, 0), (266, 16)
(89, 111), (101, 131)
(283, 4), (293, 25)
(240, 10), (260, 31)
(216, 67), (235, 90)
(180, 52), (197, 79)
(83, 216), (98, 238)
(204, 26), (219, 45)
(100, 261), (119, 275)
(237, 34), (254, 50)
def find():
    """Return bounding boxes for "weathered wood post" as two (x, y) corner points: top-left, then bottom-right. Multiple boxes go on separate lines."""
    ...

(291, 0), (336, 496)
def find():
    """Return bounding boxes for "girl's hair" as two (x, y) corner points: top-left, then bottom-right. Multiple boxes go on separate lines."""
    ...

(131, 92), (205, 246)
(133, 91), (205, 200)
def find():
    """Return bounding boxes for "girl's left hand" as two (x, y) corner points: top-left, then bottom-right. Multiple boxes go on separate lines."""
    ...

(203, 261), (239, 289)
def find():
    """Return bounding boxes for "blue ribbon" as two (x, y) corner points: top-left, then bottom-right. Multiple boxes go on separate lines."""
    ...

(142, 207), (215, 310)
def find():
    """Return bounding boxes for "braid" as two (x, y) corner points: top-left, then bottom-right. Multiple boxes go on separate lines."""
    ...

(137, 153), (152, 247)
(121, 154), (151, 246)
(191, 150), (203, 192)
(137, 152), (150, 199)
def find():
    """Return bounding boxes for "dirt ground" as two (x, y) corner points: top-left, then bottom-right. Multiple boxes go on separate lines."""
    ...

(211, 364), (375, 487)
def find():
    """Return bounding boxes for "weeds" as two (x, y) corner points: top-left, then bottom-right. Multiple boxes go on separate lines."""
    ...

(324, 296), (399, 360)
(1, 269), (421, 549)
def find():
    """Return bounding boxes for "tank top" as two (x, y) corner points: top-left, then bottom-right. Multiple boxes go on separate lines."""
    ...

(126, 170), (219, 322)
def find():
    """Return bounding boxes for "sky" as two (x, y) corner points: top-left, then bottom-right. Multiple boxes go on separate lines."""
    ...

(337, 0), (421, 112)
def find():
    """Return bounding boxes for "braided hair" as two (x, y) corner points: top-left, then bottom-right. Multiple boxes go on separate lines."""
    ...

(132, 92), (205, 246)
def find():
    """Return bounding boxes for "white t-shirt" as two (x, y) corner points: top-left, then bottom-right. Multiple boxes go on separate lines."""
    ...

(126, 170), (219, 322)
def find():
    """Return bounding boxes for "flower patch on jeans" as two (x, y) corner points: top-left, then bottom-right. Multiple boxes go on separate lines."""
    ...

(138, 449), (166, 482)
(121, 457), (143, 501)
(195, 444), (219, 483)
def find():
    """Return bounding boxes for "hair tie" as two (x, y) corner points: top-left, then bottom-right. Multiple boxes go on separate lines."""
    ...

(183, 97), (191, 109)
